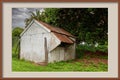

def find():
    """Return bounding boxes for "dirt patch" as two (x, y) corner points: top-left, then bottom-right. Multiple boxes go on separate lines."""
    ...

(84, 51), (107, 57)
(75, 58), (107, 64)
(75, 51), (108, 65)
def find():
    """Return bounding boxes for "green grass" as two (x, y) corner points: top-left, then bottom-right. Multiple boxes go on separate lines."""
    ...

(12, 56), (108, 72)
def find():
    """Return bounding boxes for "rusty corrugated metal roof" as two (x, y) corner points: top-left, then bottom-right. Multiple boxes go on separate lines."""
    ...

(39, 21), (74, 37)
(53, 32), (74, 44)
(38, 21), (75, 44)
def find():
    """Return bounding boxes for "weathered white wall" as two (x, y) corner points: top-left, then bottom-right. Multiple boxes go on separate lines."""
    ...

(20, 22), (47, 63)
(48, 47), (64, 63)
(48, 43), (76, 63)
(48, 33), (61, 51)
(20, 21), (61, 63)
(65, 43), (76, 60)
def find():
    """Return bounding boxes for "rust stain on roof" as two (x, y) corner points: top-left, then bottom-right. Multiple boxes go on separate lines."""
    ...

(53, 32), (74, 44)
(38, 20), (75, 44)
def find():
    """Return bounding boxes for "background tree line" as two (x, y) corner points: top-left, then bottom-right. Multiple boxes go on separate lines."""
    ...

(24, 8), (108, 45)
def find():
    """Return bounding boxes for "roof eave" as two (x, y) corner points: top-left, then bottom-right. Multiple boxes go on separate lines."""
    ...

(20, 20), (34, 37)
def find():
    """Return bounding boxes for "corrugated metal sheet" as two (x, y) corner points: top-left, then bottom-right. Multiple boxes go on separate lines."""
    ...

(38, 21), (75, 44)
(53, 32), (73, 44)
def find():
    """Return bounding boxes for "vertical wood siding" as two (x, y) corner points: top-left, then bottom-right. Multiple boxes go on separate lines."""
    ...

(48, 44), (75, 63)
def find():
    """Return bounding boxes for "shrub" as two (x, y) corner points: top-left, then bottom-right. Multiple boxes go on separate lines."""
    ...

(95, 44), (108, 53)
(76, 45), (85, 58)
(76, 42), (108, 58)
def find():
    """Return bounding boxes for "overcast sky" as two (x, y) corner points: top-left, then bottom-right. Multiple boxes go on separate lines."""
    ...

(12, 8), (44, 29)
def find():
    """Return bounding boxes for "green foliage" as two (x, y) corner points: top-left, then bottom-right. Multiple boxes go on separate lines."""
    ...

(12, 37), (20, 59)
(41, 8), (59, 26)
(12, 47), (18, 58)
(76, 44), (96, 53)
(76, 43), (108, 58)
(12, 27), (23, 58)
(76, 45), (85, 59)
(12, 27), (23, 47)
(96, 45), (108, 53)
(24, 9), (42, 27)
(12, 27), (23, 37)
(12, 27), (23, 49)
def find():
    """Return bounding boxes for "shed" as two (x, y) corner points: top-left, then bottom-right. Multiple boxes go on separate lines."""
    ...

(20, 19), (76, 64)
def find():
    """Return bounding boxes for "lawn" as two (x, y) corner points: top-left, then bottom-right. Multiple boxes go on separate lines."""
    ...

(12, 52), (108, 72)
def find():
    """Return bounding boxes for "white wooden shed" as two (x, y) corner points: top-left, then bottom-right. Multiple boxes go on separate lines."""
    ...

(20, 19), (76, 64)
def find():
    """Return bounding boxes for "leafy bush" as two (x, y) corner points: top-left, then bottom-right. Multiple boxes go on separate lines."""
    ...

(12, 27), (24, 37)
(76, 43), (95, 58)
(76, 42), (108, 58)
(95, 42), (108, 53)
(76, 46), (84, 58)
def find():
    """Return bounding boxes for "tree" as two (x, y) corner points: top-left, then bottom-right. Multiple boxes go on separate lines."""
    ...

(12, 27), (23, 48)
(41, 8), (108, 44)
(12, 27), (24, 37)
(24, 10), (41, 27)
